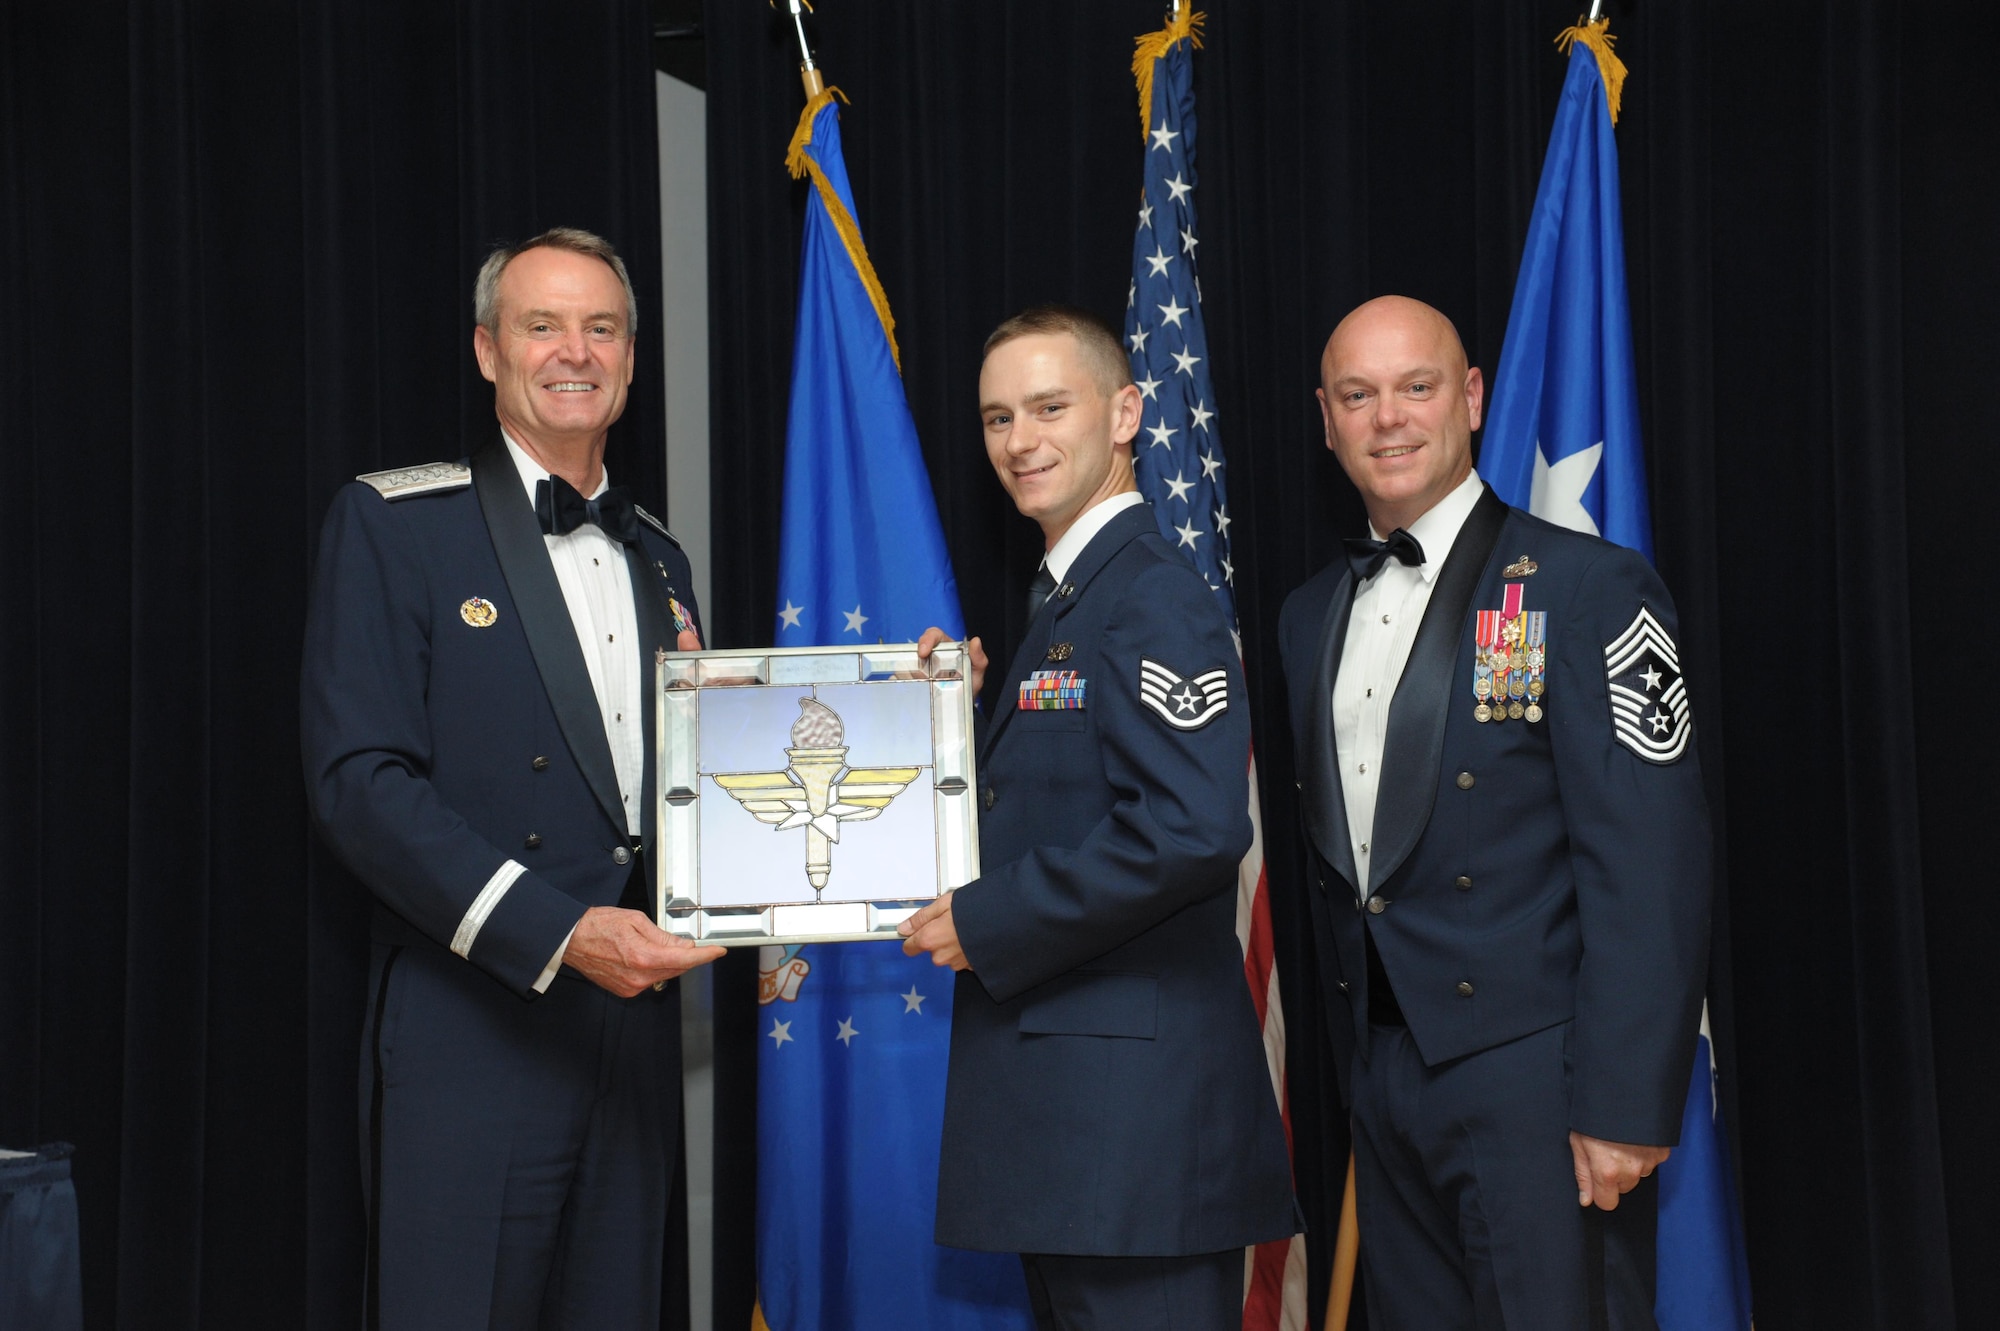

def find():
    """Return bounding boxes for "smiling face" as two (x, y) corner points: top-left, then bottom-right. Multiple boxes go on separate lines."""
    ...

(472, 245), (636, 469)
(1317, 295), (1483, 534)
(979, 331), (1142, 549)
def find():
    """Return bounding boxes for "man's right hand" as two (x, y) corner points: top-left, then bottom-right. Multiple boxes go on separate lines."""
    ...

(562, 906), (726, 997)
(917, 627), (986, 695)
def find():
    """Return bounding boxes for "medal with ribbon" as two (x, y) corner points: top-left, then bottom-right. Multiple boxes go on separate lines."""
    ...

(1473, 610), (1499, 722)
(1524, 610), (1547, 722)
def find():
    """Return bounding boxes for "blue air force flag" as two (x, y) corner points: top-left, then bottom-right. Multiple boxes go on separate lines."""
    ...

(1482, 23), (1652, 560)
(1485, 25), (1752, 1330)
(759, 88), (1032, 1331)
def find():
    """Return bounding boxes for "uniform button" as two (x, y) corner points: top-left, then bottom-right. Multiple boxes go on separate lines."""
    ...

(524, 833), (542, 849)
(1455, 875), (1473, 891)
(981, 786), (996, 811)
(1336, 980), (1351, 994)
(612, 845), (632, 866)
(531, 755), (550, 771)
(1367, 897), (1387, 915)
(1456, 771), (1475, 790)
(1456, 981), (1475, 997)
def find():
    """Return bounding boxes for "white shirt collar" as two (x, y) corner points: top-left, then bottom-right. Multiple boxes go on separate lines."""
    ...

(1044, 490), (1146, 584)
(1368, 468), (1485, 584)
(501, 431), (609, 503)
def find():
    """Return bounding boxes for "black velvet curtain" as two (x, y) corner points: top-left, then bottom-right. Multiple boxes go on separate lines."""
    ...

(702, 2), (1995, 1329)
(0, 2), (670, 1326)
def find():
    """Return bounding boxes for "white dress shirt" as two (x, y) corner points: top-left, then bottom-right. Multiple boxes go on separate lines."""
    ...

(1333, 469), (1485, 898)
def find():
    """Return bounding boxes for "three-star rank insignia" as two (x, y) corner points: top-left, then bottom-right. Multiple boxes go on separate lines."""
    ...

(460, 597), (498, 628)
(1604, 606), (1692, 763)
(1139, 658), (1229, 730)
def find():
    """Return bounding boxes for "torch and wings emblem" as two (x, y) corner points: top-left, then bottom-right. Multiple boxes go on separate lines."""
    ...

(710, 697), (921, 896)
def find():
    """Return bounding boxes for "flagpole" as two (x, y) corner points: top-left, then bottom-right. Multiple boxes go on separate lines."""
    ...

(781, 0), (824, 99)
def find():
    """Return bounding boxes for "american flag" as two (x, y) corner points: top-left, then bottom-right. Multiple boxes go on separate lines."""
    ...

(1124, 13), (1307, 1330)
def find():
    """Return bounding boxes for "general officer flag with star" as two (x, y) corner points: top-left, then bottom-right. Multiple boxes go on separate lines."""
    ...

(1123, 12), (1308, 1329)
(1483, 21), (1753, 1331)
(757, 86), (1033, 1331)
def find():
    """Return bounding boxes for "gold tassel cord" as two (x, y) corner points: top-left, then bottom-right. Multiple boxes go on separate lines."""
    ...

(1131, 10), (1206, 140)
(1555, 17), (1627, 126)
(784, 86), (902, 372)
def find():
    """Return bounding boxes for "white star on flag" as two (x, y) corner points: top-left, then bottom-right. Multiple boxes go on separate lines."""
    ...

(1529, 441), (1605, 537)
(843, 605), (868, 635)
(1137, 373), (1162, 401)
(1164, 172), (1192, 203)
(836, 1017), (859, 1046)
(778, 600), (804, 629)
(1158, 297), (1189, 328)
(1175, 518), (1203, 550)
(1145, 247), (1173, 277)
(1149, 120), (1179, 151)
(768, 1019), (793, 1049)
(1164, 471), (1194, 502)
(1170, 348), (1201, 376)
(1129, 326), (1150, 354)
(1146, 420), (1178, 448)
(901, 986), (926, 1014)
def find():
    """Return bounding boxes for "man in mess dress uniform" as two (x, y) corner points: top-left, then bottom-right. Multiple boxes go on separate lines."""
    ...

(302, 228), (725, 1329)
(903, 306), (1297, 1331)
(1278, 295), (1711, 1329)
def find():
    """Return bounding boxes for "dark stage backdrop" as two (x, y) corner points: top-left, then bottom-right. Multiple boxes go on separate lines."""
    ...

(0, 1), (675, 1326)
(1, 0), (1993, 1328)
(700, 2), (1995, 1329)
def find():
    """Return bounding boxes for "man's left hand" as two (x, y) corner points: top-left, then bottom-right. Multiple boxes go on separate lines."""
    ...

(899, 890), (971, 971)
(1569, 1132), (1670, 1211)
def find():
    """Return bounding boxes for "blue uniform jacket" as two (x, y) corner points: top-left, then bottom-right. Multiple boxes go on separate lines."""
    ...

(936, 502), (1297, 1257)
(301, 441), (702, 995)
(1277, 487), (1710, 1146)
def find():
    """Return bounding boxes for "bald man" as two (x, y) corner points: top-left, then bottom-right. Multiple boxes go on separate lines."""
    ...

(1277, 297), (1711, 1329)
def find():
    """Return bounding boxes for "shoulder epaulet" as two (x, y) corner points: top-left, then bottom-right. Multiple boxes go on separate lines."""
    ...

(356, 460), (472, 500)
(635, 505), (682, 548)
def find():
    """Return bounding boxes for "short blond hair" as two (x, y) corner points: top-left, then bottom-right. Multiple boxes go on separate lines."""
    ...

(983, 304), (1132, 395)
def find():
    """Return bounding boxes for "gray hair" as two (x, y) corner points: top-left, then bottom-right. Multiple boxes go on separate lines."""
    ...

(473, 227), (638, 335)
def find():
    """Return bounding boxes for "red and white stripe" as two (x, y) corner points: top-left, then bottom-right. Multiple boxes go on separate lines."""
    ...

(1236, 750), (1308, 1330)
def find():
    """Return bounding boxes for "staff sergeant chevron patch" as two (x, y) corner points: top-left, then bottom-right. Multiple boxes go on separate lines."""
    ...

(1138, 658), (1229, 731)
(1604, 606), (1692, 763)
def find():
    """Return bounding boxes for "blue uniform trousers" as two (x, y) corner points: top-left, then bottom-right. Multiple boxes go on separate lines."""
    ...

(361, 940), (681, 1330)
(1353, 1021), (1658, 1331)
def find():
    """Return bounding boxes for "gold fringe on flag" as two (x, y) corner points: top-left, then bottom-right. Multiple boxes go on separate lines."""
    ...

(784, 85), (902, 371)
(1555, 17), (1627, 126)
(1131, 9), (1205, 140)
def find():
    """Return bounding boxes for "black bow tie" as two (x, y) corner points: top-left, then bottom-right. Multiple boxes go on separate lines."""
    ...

(1344, 527), (1426, 582)
(535, 475), (639, 546)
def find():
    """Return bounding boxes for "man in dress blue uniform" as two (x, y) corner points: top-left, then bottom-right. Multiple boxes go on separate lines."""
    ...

(1278, 296), (1711, 1329)
(903, 306), (1297, 1330)
(301, 228), (726, 1329)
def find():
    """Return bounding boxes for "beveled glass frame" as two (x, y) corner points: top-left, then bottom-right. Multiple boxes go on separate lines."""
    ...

(651, 642), (979, 945)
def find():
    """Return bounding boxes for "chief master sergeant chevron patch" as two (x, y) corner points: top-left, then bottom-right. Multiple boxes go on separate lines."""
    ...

(1604, 605), (1692, 763)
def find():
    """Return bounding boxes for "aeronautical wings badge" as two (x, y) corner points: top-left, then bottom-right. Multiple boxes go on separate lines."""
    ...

(1604, 605), (1693, 763)
(710, 698), (921, 895)
(1138, 658), (1229, 731)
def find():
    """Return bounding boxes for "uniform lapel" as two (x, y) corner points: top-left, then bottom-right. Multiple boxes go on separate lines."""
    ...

(1301, 574), (1360, 893)
(625, 541), (677, 850)
(1365, 486), (1509, 892)
(981, 504), (1151, 761)
(470, 441), (626, 831)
